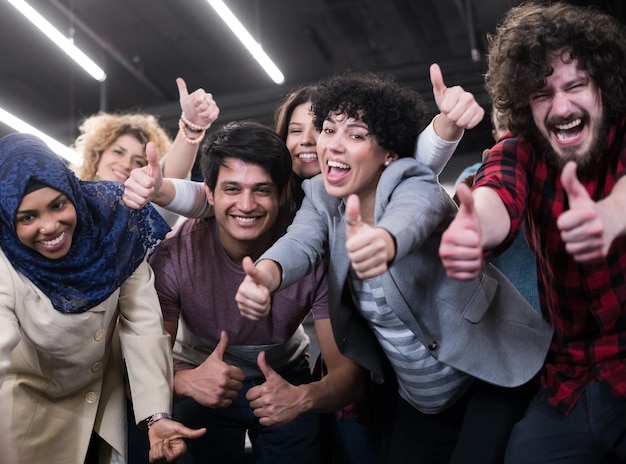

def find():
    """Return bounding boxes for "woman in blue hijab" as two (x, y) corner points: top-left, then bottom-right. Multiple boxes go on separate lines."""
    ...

(0, 133), (205, 463)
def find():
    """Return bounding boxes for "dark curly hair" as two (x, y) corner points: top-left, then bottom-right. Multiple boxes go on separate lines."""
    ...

(485, 2), (626, 139)
(311, 71), (428, 158)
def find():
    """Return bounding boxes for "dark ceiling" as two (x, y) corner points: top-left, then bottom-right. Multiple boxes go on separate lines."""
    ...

(1, 0), (625, 183)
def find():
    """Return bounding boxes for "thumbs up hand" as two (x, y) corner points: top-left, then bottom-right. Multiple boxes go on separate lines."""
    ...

(246, 351), (302, 426)
(173, 331), (245, 408)
(123, 141), (163, 209)
(430, 63), (485, 141)
(345, 194), (396, 279)
(439, 182), (484, 280)
(557, 161), (618, 262)
(177, 77), (219, 129)
(236, 257), (272, 320)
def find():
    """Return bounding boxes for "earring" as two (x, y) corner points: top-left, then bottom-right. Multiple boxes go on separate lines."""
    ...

(384, 160), (390, 167)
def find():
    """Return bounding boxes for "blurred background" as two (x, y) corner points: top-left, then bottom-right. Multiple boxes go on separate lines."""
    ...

(1, 0), (624, 187)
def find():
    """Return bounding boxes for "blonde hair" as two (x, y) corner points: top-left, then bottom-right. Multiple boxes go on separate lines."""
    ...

(72, 112), (172, 180)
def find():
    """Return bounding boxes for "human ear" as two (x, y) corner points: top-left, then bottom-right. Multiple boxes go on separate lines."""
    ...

(204, 183), (215, 206)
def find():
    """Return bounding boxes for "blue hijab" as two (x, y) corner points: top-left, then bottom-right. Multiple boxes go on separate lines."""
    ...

(0, 133), (170, 313)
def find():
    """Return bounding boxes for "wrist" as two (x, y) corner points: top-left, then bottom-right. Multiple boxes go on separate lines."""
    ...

(180, 112), (212, 131)
(295, 384), (315, 415)
(432, 113), (464, 142)
(152, 179), (175, 207)
(147, 412), (172, 429)
(178, 119), (205, 145)
(173, 370), (190, 398)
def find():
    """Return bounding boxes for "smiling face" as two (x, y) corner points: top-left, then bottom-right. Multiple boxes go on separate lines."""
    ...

(206, 157), (281, 262)
(317, 112), (396, 217)
(15, 187), (77, 259)
(529, 52), (605, 171)
(285, 102), (320, 180)
(96, 134), (147, 182)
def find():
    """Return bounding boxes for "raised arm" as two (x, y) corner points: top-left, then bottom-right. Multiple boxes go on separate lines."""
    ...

(162, 78), (219, 179)
(124, 144), (210, 217)
(430, 63), (485, 141)
(415, 63), (485, 174)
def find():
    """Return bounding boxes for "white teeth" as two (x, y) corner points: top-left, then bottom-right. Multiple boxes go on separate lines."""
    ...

(556, 132), (579, 141)
(235, 216), (256, 223)
(40, 231), (65, 246)
(298, 153), (317, 160)
(328, 160), (349, 169)
(555, 119), (581, 131)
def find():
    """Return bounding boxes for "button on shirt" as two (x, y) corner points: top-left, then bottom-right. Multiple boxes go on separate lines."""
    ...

(474, 119), (626, 414)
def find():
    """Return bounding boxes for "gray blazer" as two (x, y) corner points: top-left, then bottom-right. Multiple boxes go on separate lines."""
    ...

(263, 158), (553, 387)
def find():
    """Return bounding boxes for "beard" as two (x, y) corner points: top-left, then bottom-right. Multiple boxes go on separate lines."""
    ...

(531, 116), (609, 178)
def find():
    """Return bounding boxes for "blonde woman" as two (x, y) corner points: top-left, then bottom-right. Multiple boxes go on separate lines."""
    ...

(73, 78), (219, 226)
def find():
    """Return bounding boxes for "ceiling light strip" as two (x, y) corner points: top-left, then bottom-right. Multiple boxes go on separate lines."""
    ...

(7, 0), (106, 82)
(0, 107), (78, 164)
(207, 0), (284, 84)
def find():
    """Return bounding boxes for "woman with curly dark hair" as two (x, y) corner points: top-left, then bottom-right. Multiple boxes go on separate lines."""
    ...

(440, 3), (626, 462)
(236, 70), (552, 464)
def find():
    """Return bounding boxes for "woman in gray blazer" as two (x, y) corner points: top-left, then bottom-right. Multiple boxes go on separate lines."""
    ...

(236, 71), (553, 463)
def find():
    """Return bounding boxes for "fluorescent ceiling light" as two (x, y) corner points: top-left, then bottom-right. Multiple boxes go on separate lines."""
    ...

(207, 0), (284, 84)
(0, 106), (78, 164)
(7, 0), (106, 82)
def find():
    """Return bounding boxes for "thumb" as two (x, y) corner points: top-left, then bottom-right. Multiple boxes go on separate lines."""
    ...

(256, 351), (276, 380)
(430, 63), (447, 106)
(561, 161), (589, 208)
(145, 142), (160, 173)
(212, 330), (229, 360)
(455, 182), (476, 217)
(183, 426), (207, 439)
(242, 256), (263, 285)
(176, 77), (189, 101)
(345, 194), (362, 235)
(174, 424), (207, 439)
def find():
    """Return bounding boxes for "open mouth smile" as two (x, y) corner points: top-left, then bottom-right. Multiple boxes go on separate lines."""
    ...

(553, 118), (583, 142)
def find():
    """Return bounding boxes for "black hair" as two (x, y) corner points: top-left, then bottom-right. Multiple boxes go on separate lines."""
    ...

(311, 71), (428, 158)
(199, 121), (292, 194)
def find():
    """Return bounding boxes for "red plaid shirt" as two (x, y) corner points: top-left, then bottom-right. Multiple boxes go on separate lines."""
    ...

(474, 118), (626, 415)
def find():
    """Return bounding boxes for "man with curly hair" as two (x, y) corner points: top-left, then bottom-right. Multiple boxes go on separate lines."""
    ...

(439, 2), (626, 462)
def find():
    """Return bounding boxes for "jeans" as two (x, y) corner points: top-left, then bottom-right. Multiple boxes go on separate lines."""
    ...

(174, 357), (320, 464)
(382, 379), (536, 464)
(505, 381), (626, 464)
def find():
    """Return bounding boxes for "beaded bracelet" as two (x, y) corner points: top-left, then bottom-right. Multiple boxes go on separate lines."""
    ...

(180, 112), (212, 131)
(178, 119), (206, 145)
